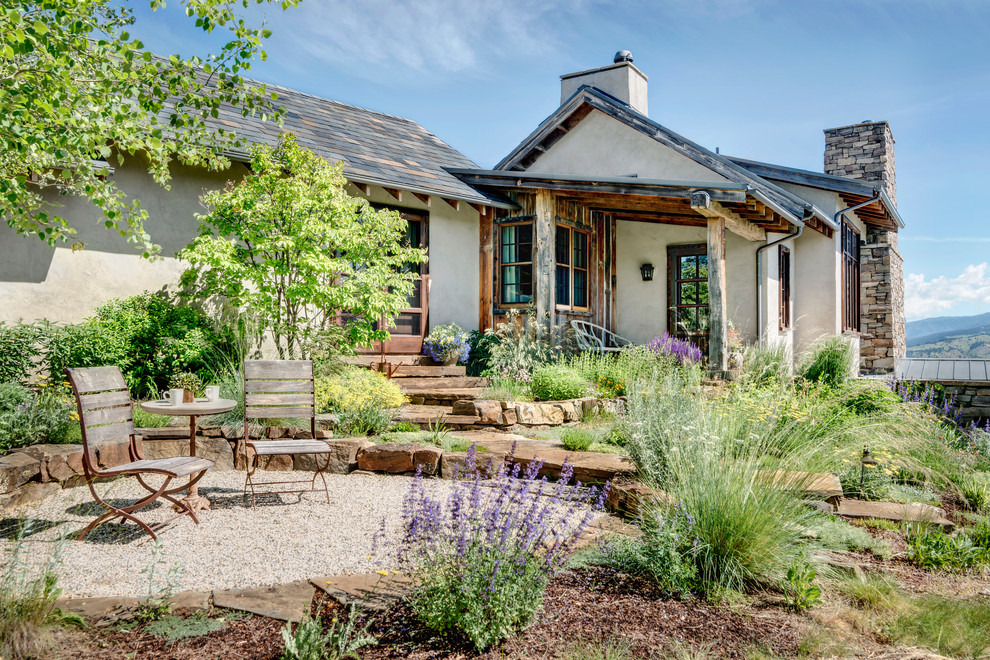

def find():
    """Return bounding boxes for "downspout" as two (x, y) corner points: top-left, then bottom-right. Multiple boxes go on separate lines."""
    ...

(756, 222), (803, 345)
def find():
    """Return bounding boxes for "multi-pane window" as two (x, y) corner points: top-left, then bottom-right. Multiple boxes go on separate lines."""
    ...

(841, 220), (860, 332)
(499, 222), (533, 304)
(667, 244), (709, 349)
(779, 246), (791, 330)
(555, 225), (589, 309)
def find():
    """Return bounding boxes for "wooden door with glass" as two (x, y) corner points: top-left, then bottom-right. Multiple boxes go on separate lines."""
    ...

(667, 244), (709, 356)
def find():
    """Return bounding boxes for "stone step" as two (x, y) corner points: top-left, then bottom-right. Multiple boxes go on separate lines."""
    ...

(399, 376), (488, 391)
(395, 404), (479, 429)
(405, 387), (485, 405)
(344, 354), (434, 366)
(836, 499), (954, 530)
(386, 365), (466, 378)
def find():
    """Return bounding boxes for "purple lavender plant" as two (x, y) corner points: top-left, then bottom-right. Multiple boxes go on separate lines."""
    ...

(646, 332), (703, 366)
(382, 444), (608, 651)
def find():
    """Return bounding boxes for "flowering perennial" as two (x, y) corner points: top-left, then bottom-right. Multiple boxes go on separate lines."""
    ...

(422, 323), (470, 365)
(646, 332), (703, 366)
(382, 445), (608, 651)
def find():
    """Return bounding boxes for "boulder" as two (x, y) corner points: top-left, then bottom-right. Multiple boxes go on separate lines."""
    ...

(141, 437), (235, 471)
(500, 409), (517, 426)
(514, 403), (564, 426)
(96, 439), (132, 470)
(0, 452), (41, 494)
(606, 481), (670, 518)
(473, 400), (503, 425)
(551, 400), (582, 422)
(357, 443), (416, 473)
(293, 438), (371, 473)
(451, 400), (477, 416)
(15, 444), (84, 483)
(222, 425), (245, 440)
(440, 450), (505, 479)
(413, 446), (443, 476)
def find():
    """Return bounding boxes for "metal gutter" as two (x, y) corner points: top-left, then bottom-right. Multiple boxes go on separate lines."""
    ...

(835, 189), (883, 228)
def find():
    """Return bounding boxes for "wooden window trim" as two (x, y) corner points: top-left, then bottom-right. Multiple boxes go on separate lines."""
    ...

(555, 224), (590, 312)
(841, 220), (861, 333)
(498, 220), (534, 308)
(779, 246), (791, 331)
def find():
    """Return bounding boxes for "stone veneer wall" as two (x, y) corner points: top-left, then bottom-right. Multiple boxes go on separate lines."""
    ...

(920, 382), (990, 426)
(824, 120), (904, 374)
(860, 227), (906, 373)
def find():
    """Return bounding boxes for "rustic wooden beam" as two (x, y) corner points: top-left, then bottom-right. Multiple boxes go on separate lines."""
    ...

(441, 198), (461, 211)
(382, 187), (403, 202)
(707, 217), (728, 374)
(691, 191), (766, 242)
(534, 189), (556, 324)
(468, 202), (486, 215)
(412, 192), (431, 207)
(479, 207), (494, 332)
(352, 182), (371, 196)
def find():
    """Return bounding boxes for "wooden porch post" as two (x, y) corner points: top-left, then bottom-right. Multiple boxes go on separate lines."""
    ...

(534, 189), (556, 325)
(707, 217), (728, 374)
(479, 207), (494, 332)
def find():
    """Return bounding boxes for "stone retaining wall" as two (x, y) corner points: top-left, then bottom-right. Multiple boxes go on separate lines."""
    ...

(451, 397), (624, 429)
(912, 381), (990, 426)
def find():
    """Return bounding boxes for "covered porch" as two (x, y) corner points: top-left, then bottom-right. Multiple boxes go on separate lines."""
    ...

(451, 169), (831, 371)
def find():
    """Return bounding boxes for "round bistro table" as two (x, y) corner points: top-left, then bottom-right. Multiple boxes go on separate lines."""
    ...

(139, 398), (236, 512)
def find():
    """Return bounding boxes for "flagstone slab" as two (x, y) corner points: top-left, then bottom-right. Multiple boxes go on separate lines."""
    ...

(758, 470), (843, 498)
(310, 573), (413, 612)
(212, 580), (314, 622)
(57, 595), (142, 621)
(836, 499), (954, 530)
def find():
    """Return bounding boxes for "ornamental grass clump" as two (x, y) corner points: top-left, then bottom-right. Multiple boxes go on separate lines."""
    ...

(385, 449), (608, 651)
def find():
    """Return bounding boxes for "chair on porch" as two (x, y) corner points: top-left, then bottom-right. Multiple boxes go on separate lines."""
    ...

(66, 366), (214, 541)
(570, 320), (633, 354)
(240, 359), (333, 508)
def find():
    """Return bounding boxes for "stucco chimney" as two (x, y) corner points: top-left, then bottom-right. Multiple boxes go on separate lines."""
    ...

(560, 51), (649, 116)
(823, 120), (897, 205)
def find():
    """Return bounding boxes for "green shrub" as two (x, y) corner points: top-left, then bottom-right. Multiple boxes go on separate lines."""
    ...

(0, 323), (40, 385)
(314, 366), (405, 415)
(465, 329), (498, 377)
(389, 420), (420, 433)
(798, 336), (854, 389)
(530, 364), (588, 401)
(959, 472), (990, 514)
(780, 558), (821, 611)
(602, 423), (630, 447)
(904, 524), (988, 571)
(561, 428), (594, 452)
(280, 606), (376, 660)
(132, 406), (172, 429)
(840, 381), (902, 416)
(602, 504), (698, 596)
(337, 405), (393, 437)
(145, 612), (224, 641)
(0, 382), (76, 454)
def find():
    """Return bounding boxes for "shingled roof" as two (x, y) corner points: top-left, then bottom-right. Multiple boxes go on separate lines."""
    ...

(211, 82), (507, 207)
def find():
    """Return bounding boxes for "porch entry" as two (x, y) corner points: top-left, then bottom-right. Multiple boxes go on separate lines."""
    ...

(667, 244), (710, 355)
(363, 208), (429, 354)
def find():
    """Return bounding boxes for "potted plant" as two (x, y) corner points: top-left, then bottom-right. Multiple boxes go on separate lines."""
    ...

(423, 323), (471, 366)
(169, 372), (203, 404)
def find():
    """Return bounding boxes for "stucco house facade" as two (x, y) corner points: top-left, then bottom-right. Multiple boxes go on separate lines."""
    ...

(0, 52), (906, 373)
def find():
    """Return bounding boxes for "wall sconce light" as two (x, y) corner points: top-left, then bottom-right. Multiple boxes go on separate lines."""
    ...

(640, 263), (654, 282)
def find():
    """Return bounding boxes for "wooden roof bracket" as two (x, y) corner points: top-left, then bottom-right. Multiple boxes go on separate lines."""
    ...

(690, 191), (766, 242)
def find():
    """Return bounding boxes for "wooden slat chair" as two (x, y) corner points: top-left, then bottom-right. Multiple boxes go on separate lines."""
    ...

(241, 359), (332, 508)
(570, 320), (633, 354)
(66, 366), (214, 541)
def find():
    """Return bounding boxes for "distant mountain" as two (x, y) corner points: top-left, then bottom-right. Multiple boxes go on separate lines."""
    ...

(906, 312), (990, 359)
(907, 312), (990, 344)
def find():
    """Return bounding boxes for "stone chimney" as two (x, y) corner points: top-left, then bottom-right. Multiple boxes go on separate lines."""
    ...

(824, 120), (904, 374)
(560, 50), (648, 116)
(823, 120), (896, 205)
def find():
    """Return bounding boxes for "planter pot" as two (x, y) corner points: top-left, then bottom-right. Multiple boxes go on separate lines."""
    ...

(441, 354), (461, 366)
(183, 389), (195, 403)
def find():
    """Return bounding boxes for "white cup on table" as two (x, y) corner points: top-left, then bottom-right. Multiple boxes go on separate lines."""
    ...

(164, 388), (184, 406)
(204, 385), (220, 402)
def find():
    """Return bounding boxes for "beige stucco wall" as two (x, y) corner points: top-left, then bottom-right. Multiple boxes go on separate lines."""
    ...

(0, 158), (481, 333)
(528, 109), (730, 182)
(758, 232), (796, 360)
(353, 185), (480, 332)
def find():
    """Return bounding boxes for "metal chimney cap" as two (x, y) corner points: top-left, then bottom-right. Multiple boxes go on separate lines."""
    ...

(614, 50), (633, 63)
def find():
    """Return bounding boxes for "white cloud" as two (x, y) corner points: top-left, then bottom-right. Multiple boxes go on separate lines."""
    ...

(905, 263), (990, 319)
(273, 0), (596, 78)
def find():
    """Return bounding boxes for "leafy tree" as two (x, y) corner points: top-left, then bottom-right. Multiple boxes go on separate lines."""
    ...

(0, 0), (296, 256)
(179, 135), (427, 358)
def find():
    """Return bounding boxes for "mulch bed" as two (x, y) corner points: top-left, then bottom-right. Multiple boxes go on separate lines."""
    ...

(56, 567), (809, 659)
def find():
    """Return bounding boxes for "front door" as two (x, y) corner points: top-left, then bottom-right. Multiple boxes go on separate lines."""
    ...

(365, 210), (429, 354)
(667, 243), (710, 356)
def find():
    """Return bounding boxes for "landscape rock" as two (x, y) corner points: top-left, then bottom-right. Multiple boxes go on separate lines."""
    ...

(451, 400), (477, 416)
(474, 400), (504, 425)
(606, 480), (670, 518)
(15, 444), (84, 482)
(221, 425), (245, 440)
(311, 573), (413, 613)
(96, 438), (132, 470)
(292, 438), (372, 473)
(413, 446), (443, 476)
(515, 402), (565, 426)
(500, 409), (518, 426)
(357, 443), (416, 473)
(0, 481), (61, 511)
(142, 437), (235, 471)
(213, 580), (315, 622)
(0, 452), (42, 494)
(441, 450), (505, 478)
(836, 499), (954, 530)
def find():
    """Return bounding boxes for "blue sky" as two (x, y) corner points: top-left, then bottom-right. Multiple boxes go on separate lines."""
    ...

(132, 0), (990, 321)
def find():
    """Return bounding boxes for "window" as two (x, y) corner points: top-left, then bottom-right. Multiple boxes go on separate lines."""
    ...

(499, 222), (533, 304)
(555, 225), (589, 309)
(667, 244), (709, 350)
(841, 220), (860, 332)
(779, 246), (791, 330)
